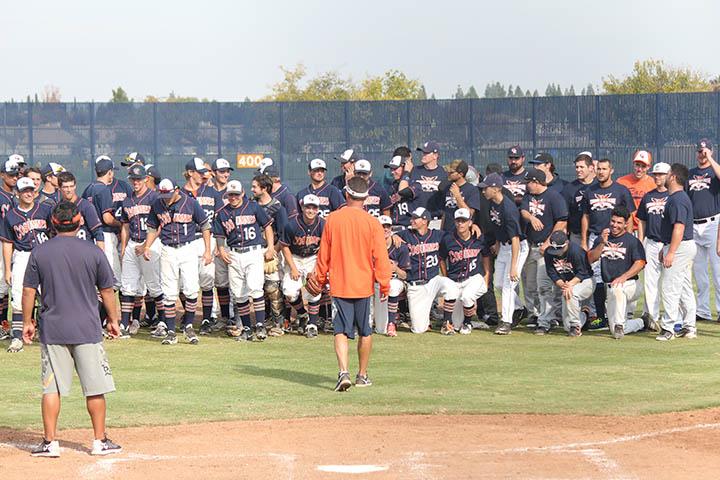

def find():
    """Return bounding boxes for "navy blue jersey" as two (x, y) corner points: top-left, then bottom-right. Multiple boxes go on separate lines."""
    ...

(440, 231), (488, 282)
(442, 182), (482, 231)
(387, 243), (410, 279)
(330, 174), (347, 192)
(0, 201), (53, 251)
(120, 189), (159, 242)
(280, 214), (325, 258)
(561, 179), (597, 235)
(409, 165), (447, 216)
(183, 184), (224, 239)
(258, 197), (288, 241)
(38, 190), (60, 205)
(0, 189), (16, 223)
(109, 178), (132, 221)
(82, 181), (117, 234)
(146, 192), (209, 246)
(502, 170), (527, 200)
(271, 184), (298, 218)
(686, 166), (720, 219)
(544, 242), (592, 283)
(546, 175), (567, 194)
(296, 183), (345, 218)
(72, 197), (104, 243)
(636, 189), (669, 243)
(363, 180), (392, 218)
(388, 179), (412, 227)
(213, 199), (272, 249)
(592, 232), (645, 283)
(660, 190), (694, 244)
(581, 182), (636, 234)
(489, 196), (524, 243)
(520, 189), (568, 244)
(397, 228), (445, 282)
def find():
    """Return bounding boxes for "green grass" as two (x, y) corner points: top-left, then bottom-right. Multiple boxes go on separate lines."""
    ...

(3, 322), (720, 431)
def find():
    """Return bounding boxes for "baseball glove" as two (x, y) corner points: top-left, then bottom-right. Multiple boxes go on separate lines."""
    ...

(305, 271), (324, 297)
(263, 256), (279, 275)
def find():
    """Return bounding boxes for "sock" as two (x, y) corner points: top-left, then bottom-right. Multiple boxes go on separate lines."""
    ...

(0, 296), (8, 328)
(217, 287), (230, 319)
(443, 299), (456, 323)
(594, 283), (607, 321)
(164, 302), (176, 332)
(307, 300), (320, 325)
(202, 289), (214, 321)
(236, 301), (251, 328)
(463, 304), (477, 325)
(153, 295), (164, 324)
(252, 296), (266, 326)
(388, 295), (399, 325)
(144, 294), (156, 321)
(119, 294), (134, 328)
(11, 312), (22, 339)
(182, 297), (197, 327)
(179, 293), (187, 312)
(290, 297), (307, 316)
(132, 296), (143, 322)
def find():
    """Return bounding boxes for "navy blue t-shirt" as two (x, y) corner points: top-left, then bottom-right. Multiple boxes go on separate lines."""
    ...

(562, 179), (597, 235)
(660, 190), (694, 244)
(582, 182), (636, 234)
(388, 243), (410, 279)
(441, 182), (482, 231)
(398, 228), (445, 282)
(363, 180), (392, 218)
(686, 166), (720, 219)
(120, 189), (158, 242)
(330, 173), (347, 192)
(520, 189), (568, 244)
(82, 181), (116, 234)
(636, 189), (669, 243)
(544, 242), (592, 283)
(296, 183), (345, 218)
(440, 231), (488, 282)
(388, 179), (412, 228)
(502, 170), (527, 201)
(546, 175), (568, 194)
(592, 232), (645, 283)
(213, 199), (272, 249)
(72, 197), (104, 243)
(146, 192), (208, 246)
(0, 201), (53, 251)
(409, 165), (447, 216)
(280, 214), (324, 258)
(489, 196), (524, 243)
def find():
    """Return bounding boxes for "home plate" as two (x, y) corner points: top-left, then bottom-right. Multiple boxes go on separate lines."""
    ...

(317, 464), (389, 474)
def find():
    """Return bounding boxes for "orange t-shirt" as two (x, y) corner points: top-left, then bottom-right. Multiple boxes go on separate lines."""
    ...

(314, 206), (392, 298)
(617, 173), (656, 230)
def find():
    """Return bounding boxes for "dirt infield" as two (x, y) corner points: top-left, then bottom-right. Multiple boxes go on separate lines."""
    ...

(3, 409), (720, 479)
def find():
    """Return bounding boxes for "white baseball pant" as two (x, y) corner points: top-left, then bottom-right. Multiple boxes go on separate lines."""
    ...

(660, 240), (697, 332)
(494, 240), (529, 325)
(228, 246), (264, 302)
(103, 232), (122, 289)
(560, 278), (594, 331)
(121, 239), (162, 297)
(606, 280), (644, 334)
(282, 254), (321, 303)
(450, 274), (488, 329)
(160, 242), (199, 302)
(524, 245), (560, 327)
(588, 233), (602, 283)
(642, 238), (663, 323)
(692, 216), (720, 319)
(10, 250), (31, 312)
(406, 275), (459, 333)
(193, 237), (216, 291)
(372, 278), (405, 333)
(0, 252), (8, 298)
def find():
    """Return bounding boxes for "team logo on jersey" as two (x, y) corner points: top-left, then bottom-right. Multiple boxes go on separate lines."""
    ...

(553, 258), (574, 274)
(589, 193), (616, 211)
(417, 176), (441, 192)
(407, 242), (439, 256)
(125, 204), (151, 219)
(528, 197), (546, 217)
(364, 195), (380, 206)
(197, 196), (215, 207)
(688, 175), (711, 191)
(490, 208), (502, 226)
(646, 196), (667, 215)
(112, 192), (127, 203)
(447, 248), (481, 264)
(504, 181), (526, 197)
(601, 241), (627, 260)
(575, 194), (584, 204)
(445, 193), (457, 208)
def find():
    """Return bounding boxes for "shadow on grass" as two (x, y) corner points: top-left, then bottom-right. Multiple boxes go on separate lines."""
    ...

(235, 365), (331, 390)
(0, 428), (89, 454)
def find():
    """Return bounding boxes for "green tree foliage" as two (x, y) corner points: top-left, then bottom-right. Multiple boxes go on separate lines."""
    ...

(483, 82), (507, 98)
(602, 59), (713, 94)
(514, 86), (524, 97)
(465, 86), (479, 99)
(453, 85), (465, 99)
(110, 87), (131, 103)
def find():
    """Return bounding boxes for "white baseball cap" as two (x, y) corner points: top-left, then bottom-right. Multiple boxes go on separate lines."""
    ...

(384, 155), (404, 169)
(8, 154), (25, 165)
(258, 157), (274, 173)
(354, 159), (372, 173)
(577, 151), (593, 158)
(3, 158), (20, 173)
(335, 149), (358, 163)
(650, 162), (671, 175)
(213, 158), (233, 171)
(158, 179), (177, 199)
(301, 194), (320, 207)
(411, 207), (431, 221)
(378, 215), (392, 226)
(16, 177), (35, 191)
(454, 208), (472, 220)
(309, 158), (327, 171)
(226, 180), (243, 194)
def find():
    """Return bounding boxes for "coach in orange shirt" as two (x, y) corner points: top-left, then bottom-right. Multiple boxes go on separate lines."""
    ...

(310, 176), (392, 392)
(617, 150), (656, 231)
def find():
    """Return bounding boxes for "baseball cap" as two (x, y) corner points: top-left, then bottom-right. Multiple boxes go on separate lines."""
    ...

(8, 154), (25, 165)
(632, 150), (652, 166)
(127, 164), (147, 180)
(4, 158), (21, 174)
(530, 152), (554, 165)
(335, 149), (359, 164)
(157, 179), (178, 199)
(354, 159), (372, 173)
(384, 155), (405, 169)
(454, 208), (471, 220)
(416, 141), (440, 154)
(378, 215), (393, 226)
(226, 180), (243, 194)
(411, 207), (431, 221)
(697, 138), (713, 152)
(524, 168), (546, 185)
(309, 158), (327, 171)
(40, 162), (66, 177)
(185, 157), (209, 173)
(301, 193), (320, 207)
(95, 155), (118, 173)
(507, 145), (524, 158)
(212, 158), (234, 171)
(16, 177), (35, 191)
(650, 162), (671, 175)
(122, 152), (145, 167)
(444, 159), (469, 176)
(478, 172), (503, 188)
(546, 230), (569, 256)
(144, 164), (161, 181)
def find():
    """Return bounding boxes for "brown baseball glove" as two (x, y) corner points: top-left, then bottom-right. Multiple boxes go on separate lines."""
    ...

(305, 271), (324, 297)
(263, 256), (279, 274)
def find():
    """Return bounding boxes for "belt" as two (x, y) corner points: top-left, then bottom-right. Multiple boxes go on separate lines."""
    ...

(408, 279), (428, 286)
(230, 244), (263, 254)
(501, 241), (511, 246)
(694, 215), (718, 224)
(130, 237), (145, 243)
(164, 241), (192, 248)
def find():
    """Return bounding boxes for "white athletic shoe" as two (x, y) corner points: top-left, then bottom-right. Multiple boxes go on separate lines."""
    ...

(31, 439), (60, 457)
(7, 338), (23, 353)
(128, 319), (141, 336)
(91, 437), (122, 456)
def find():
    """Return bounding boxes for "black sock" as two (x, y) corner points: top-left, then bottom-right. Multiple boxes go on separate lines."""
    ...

(594, 283), (607, 320)
(202, 289), (214, 321)
(145, 294), (156, 320)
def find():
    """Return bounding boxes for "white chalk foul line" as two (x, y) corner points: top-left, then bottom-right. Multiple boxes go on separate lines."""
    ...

(317, 465), (389, 474)
(578, 448), (637, 480)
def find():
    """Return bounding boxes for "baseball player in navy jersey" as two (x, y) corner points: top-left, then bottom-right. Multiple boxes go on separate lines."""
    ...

(376, 215), (409, 337)
(144, 164), (160, 191)
(440, 160), (481, 232)
(331, 149), (359, 191)
(636, 162), (670, 331)
(686, 139), (720, 322)
(520, 168), (568, 329)
(440, 208), (490, 335)
(214, 180), (275, 342)
(25, 167), (42, 196)
(280, 194), (324, 338)
(39, 162), (66, 205)
(352, 160), (391, 218)
(587, 206), (647, 339)
(0, 159), (19, 339)
(503, 145), (528, 205)
(397, 141), (448, 218)
(385, 148), (413, 229)
(395, 207), (459, 333)
(481, 172), (529, 335)
(256, 158), (299, 219)
(530, 153), (567, 193)
(1, 177), (53, 352)
(56, 172), (104, 247)
(118, 164), (164, 338)
(296, 158), (345, 218)
(211, 158), (233, 193)
(542, 231), (594, 335)
(144, 179), (212, 345)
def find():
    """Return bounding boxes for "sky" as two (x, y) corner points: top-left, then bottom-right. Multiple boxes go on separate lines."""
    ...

(1, 0), (718, 102)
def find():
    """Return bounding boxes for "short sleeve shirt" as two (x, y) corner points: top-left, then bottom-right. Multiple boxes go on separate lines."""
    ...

(592, 232), (645, 283)
(520, 189), (568, 244)
(582, 182), (636, 234)
(660, 190), (694, 244)
(636, 189), (669, 243)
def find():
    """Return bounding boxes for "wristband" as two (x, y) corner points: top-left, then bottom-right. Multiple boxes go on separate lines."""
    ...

(401, 175), (411, 182)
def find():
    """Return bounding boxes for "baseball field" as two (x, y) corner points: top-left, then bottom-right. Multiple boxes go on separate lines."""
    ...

(3, 319), (720, 479)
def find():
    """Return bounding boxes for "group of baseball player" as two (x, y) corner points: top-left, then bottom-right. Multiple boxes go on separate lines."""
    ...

(1, 136), (718, 352)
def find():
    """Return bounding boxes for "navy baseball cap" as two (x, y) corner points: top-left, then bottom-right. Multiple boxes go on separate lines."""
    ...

(507, 145), (524, 158)
(95, 155), (118, 173)
(186, 157), (209, 173)
(478, 172), (503, 188)
(144, 164), (161, 181)
(127, 164), (147, 180)
(530, 152), (554, 165)
(263, 166), (280, 177)
(213, 158), (234, 171)
(411, 207), (431, 221)
(122, 152), (145, 167)
(524, 168), (546, 185)
(335, 149), (359, 164)
(417, 141), (440, 154)
(546, 230), (569, 256)
(384, 155), (405, 169)
(40, 162), (66, 177)
(697, 138), (713, 151)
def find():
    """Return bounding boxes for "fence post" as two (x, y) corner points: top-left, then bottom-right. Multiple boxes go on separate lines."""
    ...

(152, 103), (158, 166)
(27, 102), (33, 164)
(89, 102), (95, 161)
(716, 91), (720, 150)
(405, 100), (412, 149)
(531, 96), (537, 158)
(594, 95), (601, 159)
(343, 101), (350, 148)
(278, 102), (285, 178)
(468, 98), (475, 166)
(654, 93), (661, 163)
(216, 102), (222, 157)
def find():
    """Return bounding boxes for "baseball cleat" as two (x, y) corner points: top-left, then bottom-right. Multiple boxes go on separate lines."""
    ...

(655, 330), (675, 341)
(117, 326), (131, 339)
(226, 324), (241, 337)
(128, 319), (141, 336)
(494, 322), (512, 335)
(151, 322), (168, 338)
(161, 331), (177, 345)
(268, 323), (285, 336)
(441, 321), (456, 335)
(613, 324), (624, 340)
(642, 313), (660, 332)
(255, 323), (267, 341)
(31, 439), (60, 458)
(676, 327), (697, 339)
(534, 326), (550, 336)
(334, 372), (352, 392)
(184, 325), (199, 345)
(459, 323), (472, 335)
(199, 319), (213, 336)
(236, 327), (252, 342)
(511, 307), (528, 327)
(696, 315), (712, 322)
(91, 437), (122, 456)
(0, 326), (11, 341)
(568, 325), (582, 337)
(305, 324), (318, 339)
(386, 323), (397, 337)
(355, 373), (372, 387)
(7, 338), (23, 353)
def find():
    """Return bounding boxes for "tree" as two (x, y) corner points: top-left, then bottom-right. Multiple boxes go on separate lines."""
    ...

(418, 85), (428, 100)
(564, 85), (576, 96)
(465, 86), (479, 99)
(453, 85), (465, 99)
(514, 86), (524, 97)
(602, 59), (713, 94)
(585, 83), (595, 95)
(483, 82), (506, 98)
(110, 87), (131, 103)
(525, 89), (531, 97)
(507, 84), (514, 97)
(533, 89), (539, 97)
(42, 85), (61, 103)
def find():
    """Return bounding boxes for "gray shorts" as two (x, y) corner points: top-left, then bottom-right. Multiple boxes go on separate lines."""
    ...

(41, 343), (115, 397)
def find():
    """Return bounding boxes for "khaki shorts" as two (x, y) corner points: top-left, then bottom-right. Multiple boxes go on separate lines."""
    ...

(41, 343), (115, 397)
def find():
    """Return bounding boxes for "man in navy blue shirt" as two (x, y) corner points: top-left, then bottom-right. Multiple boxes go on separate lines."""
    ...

(353, 159), (392, 218)
(657, 164), (697, 341)
(587, 206), (647, 339)
(503, 145), (528, 205)
(561, 153), (596, 244)
(0, 158), (20, 340)
(397, 141), (448, 217)
(385, 147), (413, 229)
(296, 158), (345, 219)
(39, 162), (66, 204)
(529, 152), (567, 194)
(440, 160), (481, 232)
(56, 172), (104, 247)
(331, 149), (359, 191)
(256, 158), (298, 219)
